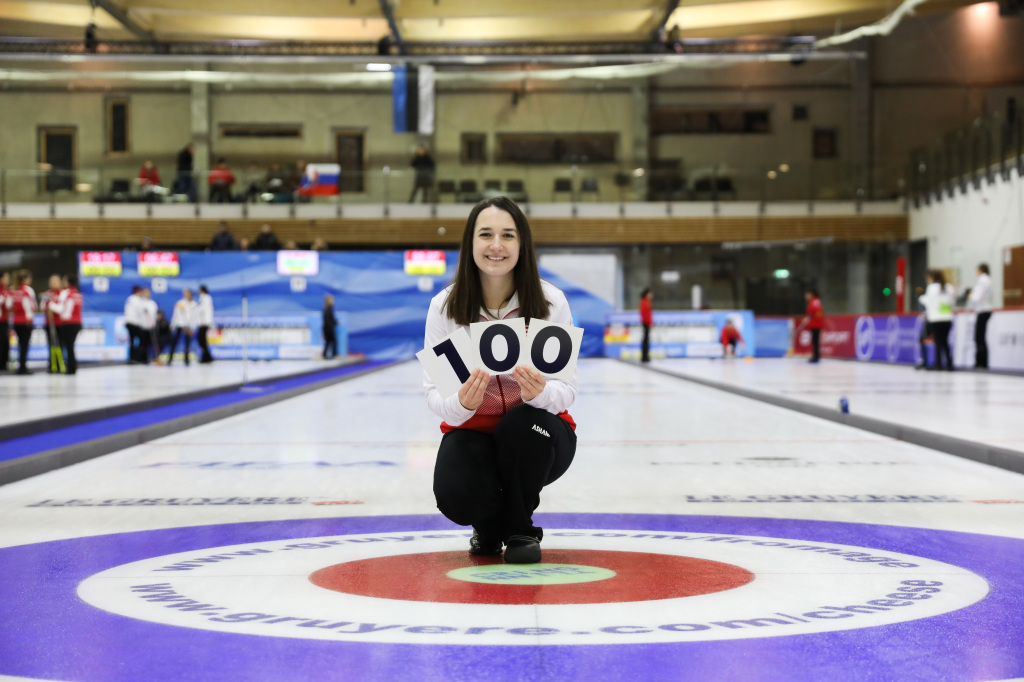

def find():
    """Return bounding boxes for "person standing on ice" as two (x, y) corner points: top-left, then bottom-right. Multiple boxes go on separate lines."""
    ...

(423, 197), (578, 565)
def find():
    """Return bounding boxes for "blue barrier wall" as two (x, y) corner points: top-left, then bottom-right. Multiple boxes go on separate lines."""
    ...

(76, 251), (612, 361)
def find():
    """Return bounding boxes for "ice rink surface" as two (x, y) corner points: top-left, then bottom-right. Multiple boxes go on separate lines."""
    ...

(1, 358), (1023, 681)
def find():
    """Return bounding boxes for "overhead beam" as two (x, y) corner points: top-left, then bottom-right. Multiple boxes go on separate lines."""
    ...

(93, 0), (158, 43)
(377, 0), (405, 55)
(653, 0), (680, 41)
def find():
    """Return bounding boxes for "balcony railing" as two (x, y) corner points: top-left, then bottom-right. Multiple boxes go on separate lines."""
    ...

(0, 160), (902, 213)
(909, 109), (1024, 208)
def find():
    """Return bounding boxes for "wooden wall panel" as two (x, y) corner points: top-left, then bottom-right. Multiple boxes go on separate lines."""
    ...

(0, 215), (908, 247)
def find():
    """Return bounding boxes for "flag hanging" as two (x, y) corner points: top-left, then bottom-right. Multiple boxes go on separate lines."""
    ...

(297, 163), (340, 196)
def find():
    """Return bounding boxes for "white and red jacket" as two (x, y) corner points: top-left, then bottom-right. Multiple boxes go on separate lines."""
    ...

(10, 285), (37, 325)
(49, 287), (83, 325)
(424, 280), (577, 435)
(41, 287), (62, 325)
(0, 284), (11, 323)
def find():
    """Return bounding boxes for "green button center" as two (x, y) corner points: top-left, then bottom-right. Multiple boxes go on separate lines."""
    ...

(447, 563), (616, 585)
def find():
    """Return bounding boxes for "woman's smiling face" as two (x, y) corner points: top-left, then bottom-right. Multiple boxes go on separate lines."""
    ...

(472, 206), (520, 281)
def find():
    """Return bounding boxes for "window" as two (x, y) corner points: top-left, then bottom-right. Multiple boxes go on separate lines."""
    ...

(813, 128), (838, 159)
(651, 107), (772, 135)
(461, 133), (487, 164)
(106, 99), (129, 154)
(792, 104), (809, 121)
(220, 124), (303, 139)
(496, 133), (618, 164)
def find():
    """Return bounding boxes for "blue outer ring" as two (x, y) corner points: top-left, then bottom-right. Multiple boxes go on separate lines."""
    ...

(0, 513), (1022, 682)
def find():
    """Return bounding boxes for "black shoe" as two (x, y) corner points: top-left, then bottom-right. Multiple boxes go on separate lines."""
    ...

(469, 529), (503, 556)
(504, 535), (541, 564)
(16, 368), (30, 375)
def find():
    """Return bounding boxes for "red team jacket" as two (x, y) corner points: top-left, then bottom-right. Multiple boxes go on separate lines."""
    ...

(720, 326), (743, 345)
(806, 297), (824, 330)
(10, 285), (36, 325)
(51, 287), (83, 325)
(640, 298), (653, 326)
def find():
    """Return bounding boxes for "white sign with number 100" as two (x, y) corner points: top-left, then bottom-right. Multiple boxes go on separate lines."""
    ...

(417, 319), (583, 398)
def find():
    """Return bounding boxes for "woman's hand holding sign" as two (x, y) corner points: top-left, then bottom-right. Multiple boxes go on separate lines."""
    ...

(513, 365), (546, 401)
(458, 368), (490, 411)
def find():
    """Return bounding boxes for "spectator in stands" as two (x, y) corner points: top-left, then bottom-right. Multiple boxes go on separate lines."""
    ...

(0, 272), (10, 371)
(196, 285), (214, 363)
(286, 160), (306, 194)
(322, 294), (338, 360)
(208, 158), (236, 203)
(265, 162), (287, 194)
(11, 270), (36, 375)
(239, 237), (251, 251)
(244, 162), (264, 203)
(137, 160), (162, 196)
(409, 145), (436, 203)
(210, 221), (238, 251)
(140, 236), (153, 252)
(175, 143), (196, 203)
(283, 240), (298, 250)
(167, 288), (196, 366)
(310, 237), (327, 251)
(253, 223), (282, 251)
(639, 287), (653, 363)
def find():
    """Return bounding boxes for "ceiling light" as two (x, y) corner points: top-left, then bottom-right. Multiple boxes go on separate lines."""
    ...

(366, 63), (392, 72)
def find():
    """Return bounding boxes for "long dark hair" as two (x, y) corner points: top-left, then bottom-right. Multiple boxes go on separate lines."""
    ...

(444, 196), (550, 325)
(927, 269), (946, 287)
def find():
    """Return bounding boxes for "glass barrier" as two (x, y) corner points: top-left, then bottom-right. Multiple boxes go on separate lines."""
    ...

(0, 161), (904, 208)
(909, 110), (1023, 207)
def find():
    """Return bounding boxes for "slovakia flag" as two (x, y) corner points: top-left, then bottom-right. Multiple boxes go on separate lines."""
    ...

(298, 163), (340, 196)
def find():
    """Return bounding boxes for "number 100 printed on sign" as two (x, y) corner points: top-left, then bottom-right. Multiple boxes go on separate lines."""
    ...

(418, 319), (583, 398)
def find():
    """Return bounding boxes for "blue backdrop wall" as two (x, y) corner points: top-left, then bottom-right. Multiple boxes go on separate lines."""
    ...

(79, 251), (612, 360)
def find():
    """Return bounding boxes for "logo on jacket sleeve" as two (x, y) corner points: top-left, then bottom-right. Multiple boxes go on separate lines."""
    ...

(532, 424), (550, 437)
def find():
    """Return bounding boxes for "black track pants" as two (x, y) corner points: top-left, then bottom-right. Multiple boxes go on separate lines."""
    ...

(433, 404), (576, 540)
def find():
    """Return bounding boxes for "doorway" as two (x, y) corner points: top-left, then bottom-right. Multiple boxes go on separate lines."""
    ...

(334, 131), (365, 193)
(38, 127), (76, 193)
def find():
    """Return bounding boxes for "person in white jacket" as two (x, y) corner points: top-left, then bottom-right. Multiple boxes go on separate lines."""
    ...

(196, 285), (214, 363)
(167, 288), (197, 366)
(967, 263), (993, 369)
(124, 286), (145, 364)
(424, 197), (577, 565)
(919, 269), (955, 371)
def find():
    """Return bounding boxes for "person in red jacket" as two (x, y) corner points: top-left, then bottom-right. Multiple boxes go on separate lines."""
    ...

(137, 160), (161, 192)
(720, 319), (745, 357)
(639, 287), (653, 362)
(51, 274), (83, 375)
(799, 287), (825, 363)
(10, 270), (36, 375)
(0, 271), (11, 371)
(207, 158), (236, 203)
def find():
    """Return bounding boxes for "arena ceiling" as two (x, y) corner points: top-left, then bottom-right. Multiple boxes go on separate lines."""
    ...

(0, 0), (981, 55)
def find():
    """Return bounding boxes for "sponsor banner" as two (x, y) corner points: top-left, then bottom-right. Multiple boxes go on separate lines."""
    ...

(76, 251), (611, 361)
(15, 313), (344, 363)
(753, 317), (791, 358)
(952, 309), (1024, 372)
(137, 252), (180, 278)
(79, 251), (122, 277)
(604, 310), (756, 359)
(793, 313), (922, 364)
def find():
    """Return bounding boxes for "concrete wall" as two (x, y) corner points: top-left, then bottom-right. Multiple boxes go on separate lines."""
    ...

(910, 169), (1024, 307)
